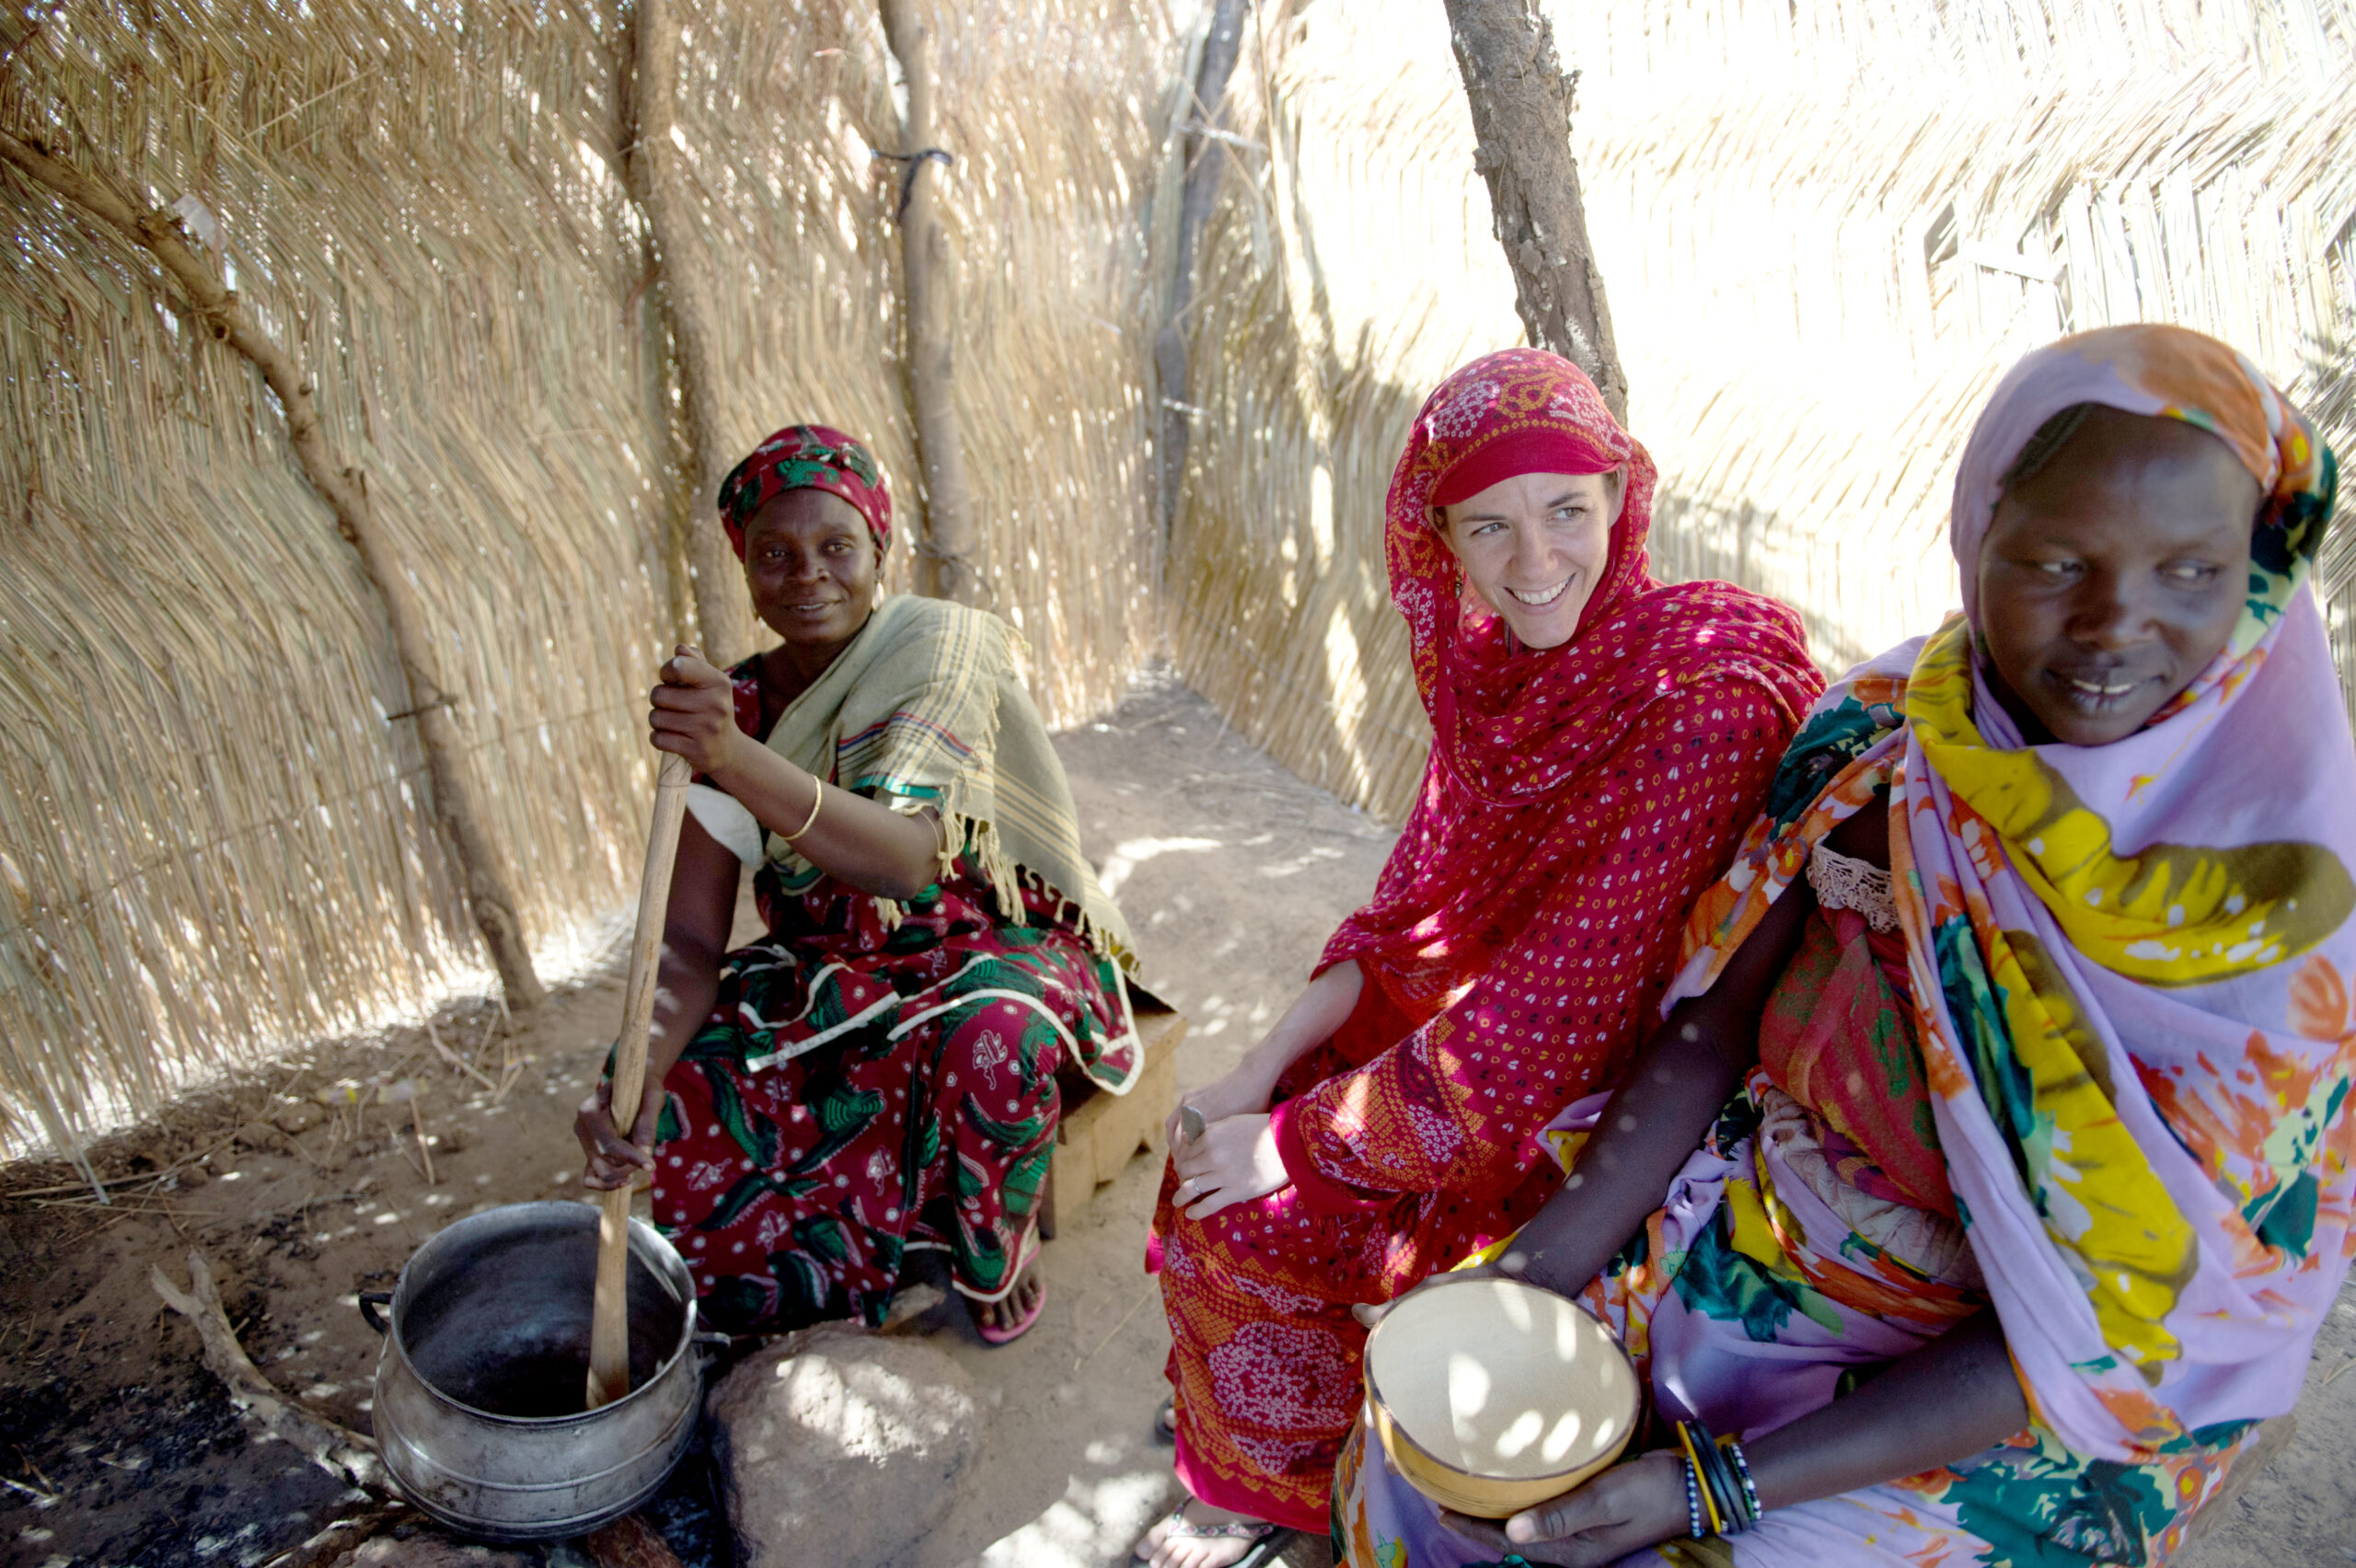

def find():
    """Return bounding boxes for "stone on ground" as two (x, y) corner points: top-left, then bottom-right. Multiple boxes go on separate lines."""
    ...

(708, 1322), (981, 1568)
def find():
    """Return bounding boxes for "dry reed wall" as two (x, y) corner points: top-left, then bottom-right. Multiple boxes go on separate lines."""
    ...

(1165, 0), (2356, 824)
(0, 0), (1176, 1152)
(6, 0), (2352, 1150)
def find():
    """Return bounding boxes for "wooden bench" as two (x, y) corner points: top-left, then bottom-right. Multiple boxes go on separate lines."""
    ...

(1038, 988), (1186, 1239)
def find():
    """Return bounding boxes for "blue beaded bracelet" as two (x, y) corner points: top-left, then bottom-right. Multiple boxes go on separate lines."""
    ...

(1725, 1437), (1763, 1524)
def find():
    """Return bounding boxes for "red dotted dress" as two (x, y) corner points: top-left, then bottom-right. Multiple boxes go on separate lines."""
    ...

(1148, 351), (1824, 1530)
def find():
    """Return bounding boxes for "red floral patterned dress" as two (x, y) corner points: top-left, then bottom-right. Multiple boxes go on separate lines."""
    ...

(650, 659), (1133, 1333)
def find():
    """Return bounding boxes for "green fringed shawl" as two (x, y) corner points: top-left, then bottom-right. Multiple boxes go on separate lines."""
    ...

(760, 594), (1134, 966)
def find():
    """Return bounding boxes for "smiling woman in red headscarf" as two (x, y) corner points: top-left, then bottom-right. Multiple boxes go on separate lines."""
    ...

(573, 424), (1141, 1345)
(1133, 352), (1823, 1566)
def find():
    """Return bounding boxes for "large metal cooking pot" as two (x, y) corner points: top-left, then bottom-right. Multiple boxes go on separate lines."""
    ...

(359, 1200), (714, 1541)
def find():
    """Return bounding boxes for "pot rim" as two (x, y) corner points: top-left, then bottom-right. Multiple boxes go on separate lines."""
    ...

(1362, 1271), (1636, 1488)
(384, 1199), (699, 1427)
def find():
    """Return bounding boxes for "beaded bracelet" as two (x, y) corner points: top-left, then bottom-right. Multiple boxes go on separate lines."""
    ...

(1674, 1420), (1762, 1537)
(1681, 1450), (1705, 1539)
(1701, 1435), (1748, 1535)
(1674, 1422), (1726, 1536)
(1723, 1436), (1763, 1525)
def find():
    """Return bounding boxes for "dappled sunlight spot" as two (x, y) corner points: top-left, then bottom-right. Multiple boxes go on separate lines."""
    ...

(978, 1465), (1170, 1568)
(1099, 836), (1224, 898)
(1257, 845), (1348, 880)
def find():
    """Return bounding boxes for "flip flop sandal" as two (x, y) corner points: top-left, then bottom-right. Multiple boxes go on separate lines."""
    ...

(1153, 1396), (1178, 1444)
(973, 1223), (1045, 1346)
(1129, 1504), (1289, 1568)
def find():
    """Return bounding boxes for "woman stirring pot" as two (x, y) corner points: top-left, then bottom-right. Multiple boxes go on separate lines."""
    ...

(578, 425), (1138, 1344)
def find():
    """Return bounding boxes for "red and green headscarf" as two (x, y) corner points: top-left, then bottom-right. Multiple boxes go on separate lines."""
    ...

(715, 425), (893, 558)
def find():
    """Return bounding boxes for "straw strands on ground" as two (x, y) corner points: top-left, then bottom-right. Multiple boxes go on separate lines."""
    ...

(0, 0), (1177, 1154)
(1165, 0), (2356, 821)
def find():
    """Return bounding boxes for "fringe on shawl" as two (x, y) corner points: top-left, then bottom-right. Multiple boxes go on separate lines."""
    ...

(849, 788), (1138, 974)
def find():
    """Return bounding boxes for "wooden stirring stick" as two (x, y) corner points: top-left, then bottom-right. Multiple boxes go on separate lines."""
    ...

(587, 751), (693, 1410)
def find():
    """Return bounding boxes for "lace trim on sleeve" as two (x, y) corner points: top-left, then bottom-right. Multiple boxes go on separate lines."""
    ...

(1807, 842), (1899, 933)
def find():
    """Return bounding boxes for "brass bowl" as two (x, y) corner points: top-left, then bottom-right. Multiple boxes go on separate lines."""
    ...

(1363, 1273), (1637, 1518)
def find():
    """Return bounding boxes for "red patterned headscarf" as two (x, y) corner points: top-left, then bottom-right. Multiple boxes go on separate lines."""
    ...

(715, 424), (893, 558)
(1322, 348), (1824, 1010)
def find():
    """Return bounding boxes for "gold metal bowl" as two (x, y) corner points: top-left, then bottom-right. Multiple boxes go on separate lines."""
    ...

(1363, 1273), (1638, 1518)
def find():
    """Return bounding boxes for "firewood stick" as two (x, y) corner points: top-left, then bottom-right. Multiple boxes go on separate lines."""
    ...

(150, 1250), (386, 1493)
(586, 753), (692, 1409)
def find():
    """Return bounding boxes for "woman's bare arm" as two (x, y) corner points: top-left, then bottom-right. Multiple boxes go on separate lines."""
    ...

(1166, 960), (1365, 1145)
(1746, 1310), (2026, 1507)
(698, 724), (942, 899)
(1496, 877), (1817, 1296)
(651, 648), (941, 899)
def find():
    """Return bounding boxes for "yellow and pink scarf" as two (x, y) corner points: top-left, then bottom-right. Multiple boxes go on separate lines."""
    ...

(1668, 324), (2354, 1463)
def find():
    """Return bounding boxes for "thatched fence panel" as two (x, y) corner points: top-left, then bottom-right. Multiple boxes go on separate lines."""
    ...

(2, 2), (678, 1151)
(0, 0), (1176, 1153)
(6, 0), (2350, 1154)
(657, 0), (1174, 724)
(1165, 0), (2356, 825)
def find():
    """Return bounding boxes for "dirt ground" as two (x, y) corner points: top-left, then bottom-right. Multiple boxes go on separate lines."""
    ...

(2, 671), (2350, 1568)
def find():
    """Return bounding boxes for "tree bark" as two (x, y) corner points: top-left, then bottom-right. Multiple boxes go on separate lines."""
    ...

(0, 127), (547, 1013)
(1439, 0), (1627, 421)
(624, 0), (756, 663)
(879, 0), (980, 604)
(1154, 0), (1253, 537)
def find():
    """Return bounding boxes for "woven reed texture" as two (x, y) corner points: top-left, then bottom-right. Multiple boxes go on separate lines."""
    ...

(1165, 0), (2356, 824)
(6, 0), (2351, 1152)
(0, 0), (1174, 1152)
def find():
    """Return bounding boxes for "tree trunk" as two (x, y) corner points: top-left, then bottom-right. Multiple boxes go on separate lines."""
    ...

(1154, 0), (1253, 538)
(0, 127), (547, 1014)
(1439, 0), (1627, 421)
(879, 0), (981, 605)
(625, 0), (756, 663)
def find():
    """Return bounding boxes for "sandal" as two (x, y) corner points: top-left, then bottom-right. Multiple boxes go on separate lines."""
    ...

(972, 1225), (1045, 1346)
(1129, 1502), (1289, 1568)
(1154, 1395), (1178, 1444)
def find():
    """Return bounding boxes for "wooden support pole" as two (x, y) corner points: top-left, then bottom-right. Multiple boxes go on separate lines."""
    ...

(1439, 0), (1628, 421)
(880, 0), (981, 605)
(624, 0), (756, 665)
(0, 126), (547, 1015)
(1154, 0), (1253, 540)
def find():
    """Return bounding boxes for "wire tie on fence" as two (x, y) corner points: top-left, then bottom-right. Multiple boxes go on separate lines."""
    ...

(872, 147), (953, 221)
(385, 695), (454, 724)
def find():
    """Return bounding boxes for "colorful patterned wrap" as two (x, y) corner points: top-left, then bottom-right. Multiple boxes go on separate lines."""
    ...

(651, 610), (1140, 1332)
(1668, 324), (2355, 1466)
(1334, 324), (2356, 1566)
(715, 423), (894, 557)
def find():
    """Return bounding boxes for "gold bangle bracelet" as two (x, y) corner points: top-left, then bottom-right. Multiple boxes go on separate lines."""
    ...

(780, 776), (825, 842)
